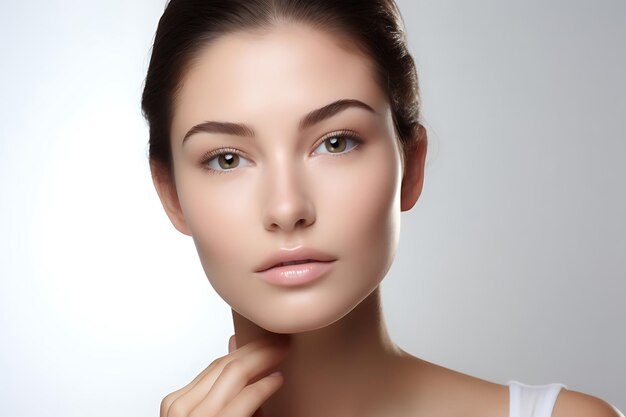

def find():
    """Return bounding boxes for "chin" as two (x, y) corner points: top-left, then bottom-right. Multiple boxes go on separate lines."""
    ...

(255, 311), (344, 334)
(231, 283), (378, 334)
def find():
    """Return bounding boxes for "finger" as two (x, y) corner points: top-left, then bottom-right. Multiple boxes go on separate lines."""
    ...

(188, 336), (279, 388)
(185, 343), (289, 416)
(217, 373), (284, 417)
(161, 336), (282, 415)
(228, 334), (237, 353)
(164, 336), (288, 416)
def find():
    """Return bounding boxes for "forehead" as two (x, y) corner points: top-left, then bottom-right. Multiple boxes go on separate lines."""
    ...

(171, 23), (390, 142)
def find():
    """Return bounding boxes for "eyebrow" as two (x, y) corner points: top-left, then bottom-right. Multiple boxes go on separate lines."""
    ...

(181, 98), (376, 144)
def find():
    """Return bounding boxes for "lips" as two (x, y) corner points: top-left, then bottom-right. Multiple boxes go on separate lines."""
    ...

(254, 247), (336, 273)
(277, 259), (317, 267)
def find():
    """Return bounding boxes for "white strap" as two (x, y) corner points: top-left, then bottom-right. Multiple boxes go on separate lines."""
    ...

(508, 380), (567, 417)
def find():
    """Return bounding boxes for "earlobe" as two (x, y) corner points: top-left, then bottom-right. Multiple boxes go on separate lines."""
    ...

(400, 124), (427, 212)
(150, 161), (192, 236)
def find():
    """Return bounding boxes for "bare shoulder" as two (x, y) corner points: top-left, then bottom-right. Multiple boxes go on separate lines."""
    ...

(393, 354), (509, 417)
(392, 352), (623, 417)
(553, 388), (624, 417)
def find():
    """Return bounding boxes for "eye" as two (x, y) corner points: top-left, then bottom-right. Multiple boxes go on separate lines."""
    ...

(312, 131), (361, 155)
(201, 148), (252, 173)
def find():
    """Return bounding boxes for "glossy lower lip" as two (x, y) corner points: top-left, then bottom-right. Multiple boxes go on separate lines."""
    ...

(255, 261), (336, 287)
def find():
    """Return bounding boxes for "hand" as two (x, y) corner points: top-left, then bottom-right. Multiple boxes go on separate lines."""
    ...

(160, 334), (290, 417)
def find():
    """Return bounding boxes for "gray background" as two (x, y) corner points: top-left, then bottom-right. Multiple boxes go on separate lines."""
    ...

(0, 0), (623, 415)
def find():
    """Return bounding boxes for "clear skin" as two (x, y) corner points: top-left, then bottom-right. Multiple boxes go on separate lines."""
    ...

(152, 23), (621, 417)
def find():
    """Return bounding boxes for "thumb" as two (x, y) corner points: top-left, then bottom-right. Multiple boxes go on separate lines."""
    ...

(228, 334), (237, 353)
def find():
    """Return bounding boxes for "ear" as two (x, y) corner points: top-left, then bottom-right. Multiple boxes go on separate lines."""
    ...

(400, 124), (428, 212)
(150, 161), (192, 236)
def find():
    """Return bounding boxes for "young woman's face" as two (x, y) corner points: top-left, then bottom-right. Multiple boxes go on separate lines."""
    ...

(164, 23), (413, 333)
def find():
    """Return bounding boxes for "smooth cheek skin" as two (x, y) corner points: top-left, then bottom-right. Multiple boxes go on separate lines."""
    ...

(170, 25), (404, 334)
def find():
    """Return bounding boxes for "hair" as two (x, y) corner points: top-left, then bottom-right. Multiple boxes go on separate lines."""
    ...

(141, 0), (422, 177)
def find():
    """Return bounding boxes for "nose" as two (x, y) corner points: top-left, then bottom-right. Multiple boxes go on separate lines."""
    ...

(261, 161), (316, 233)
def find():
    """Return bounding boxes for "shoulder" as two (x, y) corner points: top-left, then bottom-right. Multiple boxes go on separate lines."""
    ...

(392, 354), (509, 417)
(553, 388), (624, 417)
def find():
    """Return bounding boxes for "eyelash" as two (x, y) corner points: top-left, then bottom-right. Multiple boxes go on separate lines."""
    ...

(199, 147), (246, 175)
(199, 129), (363, 174)
(314, 130), (362, 157)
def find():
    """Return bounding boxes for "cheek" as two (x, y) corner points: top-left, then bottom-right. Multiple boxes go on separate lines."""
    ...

(177, 174), (257, 279)
(316, 146), (402, 277)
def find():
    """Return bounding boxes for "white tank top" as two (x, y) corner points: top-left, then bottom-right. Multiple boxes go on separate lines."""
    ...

(508, 380), (567, 417)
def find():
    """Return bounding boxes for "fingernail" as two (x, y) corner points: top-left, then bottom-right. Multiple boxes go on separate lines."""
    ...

(228, 335), (237, 352)
(269, 371), (282, 377)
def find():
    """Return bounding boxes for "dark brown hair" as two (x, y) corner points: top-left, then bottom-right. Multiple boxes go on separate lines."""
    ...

(141, 0), (422, 176)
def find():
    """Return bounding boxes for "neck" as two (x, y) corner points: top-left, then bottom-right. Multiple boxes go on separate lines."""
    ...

(232, 287), (406, 417)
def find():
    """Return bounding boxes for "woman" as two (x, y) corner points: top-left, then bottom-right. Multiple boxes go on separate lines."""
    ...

(141, 1), (623, 416)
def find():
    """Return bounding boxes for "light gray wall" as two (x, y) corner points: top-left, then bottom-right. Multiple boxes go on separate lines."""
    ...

(0, 1), (623, 415)
(388, 0), (625, 409)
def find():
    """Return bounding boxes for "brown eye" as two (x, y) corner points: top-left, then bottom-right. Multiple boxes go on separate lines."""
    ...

(324, 136), (347, 153)
(203, 149), (252, 173)
(217, 153), (239, 169)
(313, 132), (361, 155)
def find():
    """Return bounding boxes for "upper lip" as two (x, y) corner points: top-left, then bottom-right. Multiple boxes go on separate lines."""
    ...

(254, 246), (337, 272)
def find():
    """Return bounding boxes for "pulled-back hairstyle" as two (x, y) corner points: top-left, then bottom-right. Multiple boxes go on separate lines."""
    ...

(141, 0), (422, 176)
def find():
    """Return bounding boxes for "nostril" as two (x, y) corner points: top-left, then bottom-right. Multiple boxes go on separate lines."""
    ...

(263, 199), (316, 232)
